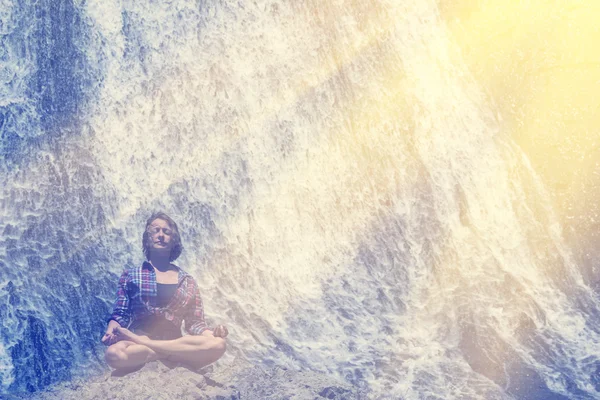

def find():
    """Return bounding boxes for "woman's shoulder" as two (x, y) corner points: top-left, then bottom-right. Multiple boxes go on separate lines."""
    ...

(119, 262), (151, 276)
(172, 264), (199, 284)
(171, 263), (191, 277)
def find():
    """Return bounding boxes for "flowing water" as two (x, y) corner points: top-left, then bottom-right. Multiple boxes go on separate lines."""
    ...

(1, 0), (600, 398)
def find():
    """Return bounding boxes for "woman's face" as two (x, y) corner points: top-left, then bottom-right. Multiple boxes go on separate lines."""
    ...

(147, 218), (175, 255)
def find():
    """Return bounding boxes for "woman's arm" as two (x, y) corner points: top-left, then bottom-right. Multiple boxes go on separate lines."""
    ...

(102, 270), (131, 344)
(184, 278), (210, 335)
(184, 278), (229, 338)
(109, 269), (131, 326)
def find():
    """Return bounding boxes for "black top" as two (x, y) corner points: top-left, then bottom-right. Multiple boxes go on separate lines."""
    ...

(129, 282), (182, 340)
(156, 282), (178, 307)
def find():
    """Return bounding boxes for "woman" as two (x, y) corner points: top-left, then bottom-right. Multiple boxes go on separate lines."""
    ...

(102, 212), (228, 370)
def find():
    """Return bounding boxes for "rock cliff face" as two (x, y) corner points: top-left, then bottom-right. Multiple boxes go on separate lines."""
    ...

(7, 358), (365, 400)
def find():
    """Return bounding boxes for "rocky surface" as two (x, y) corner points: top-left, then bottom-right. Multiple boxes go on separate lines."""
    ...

(3, 358), (367, 400)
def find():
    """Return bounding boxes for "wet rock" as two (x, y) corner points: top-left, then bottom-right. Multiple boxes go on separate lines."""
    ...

(15, 358), (366, 400)
(318, 386), (353, 399)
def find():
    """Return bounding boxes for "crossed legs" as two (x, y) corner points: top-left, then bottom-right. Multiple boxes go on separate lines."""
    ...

(105, 328), (226, 370)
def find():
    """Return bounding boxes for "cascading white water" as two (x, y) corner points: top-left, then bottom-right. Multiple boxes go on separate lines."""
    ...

(1, 0), (599, 398)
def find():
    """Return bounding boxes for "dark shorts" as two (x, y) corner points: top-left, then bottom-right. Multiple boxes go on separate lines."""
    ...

(130, 318), (182, 341)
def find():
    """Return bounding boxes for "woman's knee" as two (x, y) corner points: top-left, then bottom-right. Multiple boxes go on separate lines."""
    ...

(105, 344), (126, 366)
(213, 337), (226, 354)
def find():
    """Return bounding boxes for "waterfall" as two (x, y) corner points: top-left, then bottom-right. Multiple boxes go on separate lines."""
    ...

(1, 0), (599, 398)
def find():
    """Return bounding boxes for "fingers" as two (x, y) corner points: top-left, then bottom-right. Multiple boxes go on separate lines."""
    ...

(101, 333), (115, 346)
(213, 325), (229, 338)
(102, 329), (123, 345)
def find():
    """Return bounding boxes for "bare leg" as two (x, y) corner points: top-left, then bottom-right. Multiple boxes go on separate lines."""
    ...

(105, 338), (165, 370)
(115, 327), (226, 370)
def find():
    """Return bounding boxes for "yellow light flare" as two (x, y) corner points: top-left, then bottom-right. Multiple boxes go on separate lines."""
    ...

(439, 1), (600, 218)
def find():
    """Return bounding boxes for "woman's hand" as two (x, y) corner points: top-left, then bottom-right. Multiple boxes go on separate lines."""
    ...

(212, 324), (229, 338)
(101, 331), (115, 346)
(101, 320), (121, 346)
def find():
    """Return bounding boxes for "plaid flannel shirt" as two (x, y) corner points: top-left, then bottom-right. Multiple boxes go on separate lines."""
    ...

(109, 262), (210, 335)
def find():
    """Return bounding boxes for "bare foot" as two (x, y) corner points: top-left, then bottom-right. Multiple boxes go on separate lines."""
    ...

(114, 327), (143, 344)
